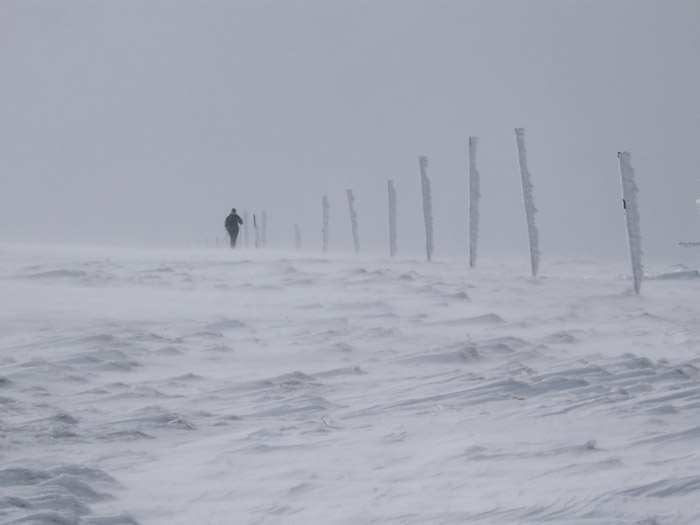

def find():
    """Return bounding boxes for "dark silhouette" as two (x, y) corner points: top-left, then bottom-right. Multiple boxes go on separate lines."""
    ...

(225, 208), (244, 248)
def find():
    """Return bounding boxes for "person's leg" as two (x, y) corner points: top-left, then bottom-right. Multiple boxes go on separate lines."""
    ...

(231, 229), (239, 248)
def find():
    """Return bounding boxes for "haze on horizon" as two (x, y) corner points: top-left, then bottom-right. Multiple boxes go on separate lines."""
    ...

(2, 1), (700, 265)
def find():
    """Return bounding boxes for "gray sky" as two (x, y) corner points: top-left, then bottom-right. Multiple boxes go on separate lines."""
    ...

(2, 0), (700, 263)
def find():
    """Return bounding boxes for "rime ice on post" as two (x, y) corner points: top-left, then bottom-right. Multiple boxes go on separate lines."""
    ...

(515, 128), (541, 277)
(260, 211), (268, 248)
(346, 189), (360, 254)
(469, 137), (480, 268)
(419, 156), (434, 262)
(295, 224), (302, 250)
(243, 212), (250, 247)
(618, 152), (644, 294)
(388, 180), (397, 258)
(322, 196), (330, 252)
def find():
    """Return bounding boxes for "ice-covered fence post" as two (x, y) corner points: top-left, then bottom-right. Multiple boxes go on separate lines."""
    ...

(322, 196), (330, 252)
(346, 189), (360, 254)
(253, 214), (260, 249)
(295, 224), (302, 250)
(419, 156), (434, 262)
(469, 137), (480, 268)
(260, 211), (268, 248)
(243, 212), (250, 247)
(618, 152), (644, 294)
(388, 180), (397, 258)
(515, 128), (541, 277)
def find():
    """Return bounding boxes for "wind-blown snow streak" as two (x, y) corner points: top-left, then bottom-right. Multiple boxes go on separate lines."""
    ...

(515, 128), (541, 277)
(322, 196), (330, 253)
(618, 152), (644, 294)
(419, 156), (434, 262)
(388, 180), (397, 258)
(346, 189), (360, 254)
(469, 137), (480, 268)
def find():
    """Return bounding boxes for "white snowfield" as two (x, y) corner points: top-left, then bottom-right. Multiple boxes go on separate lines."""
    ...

(2, 244), (700, 524)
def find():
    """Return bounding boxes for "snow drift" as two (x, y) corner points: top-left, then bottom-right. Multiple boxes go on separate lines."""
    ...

(1, 244), (699, 524)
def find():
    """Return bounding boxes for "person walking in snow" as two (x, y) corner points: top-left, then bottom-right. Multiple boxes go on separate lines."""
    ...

(225, 208), (244, 248)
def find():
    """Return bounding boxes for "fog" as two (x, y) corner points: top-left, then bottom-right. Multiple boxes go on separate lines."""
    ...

(3, 1), (700, 264)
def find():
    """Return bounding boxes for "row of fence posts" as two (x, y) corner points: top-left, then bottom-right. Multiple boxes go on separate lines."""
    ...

(224, 128), (644, 294)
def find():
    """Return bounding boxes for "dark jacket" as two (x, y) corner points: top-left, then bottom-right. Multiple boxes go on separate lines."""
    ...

(225, 212), (243, 231)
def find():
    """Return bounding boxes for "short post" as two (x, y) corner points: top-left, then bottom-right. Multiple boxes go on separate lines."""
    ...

(346, 189), (360, 254)
(243, 212), (250, 247)
(419, 156), (434, 262)
(388, 180), (397, 258)
(322, 196), (330, 252)
(261, 211), (268, 248)
(253, 214), (260, 249)
(295, 224), (302, 250)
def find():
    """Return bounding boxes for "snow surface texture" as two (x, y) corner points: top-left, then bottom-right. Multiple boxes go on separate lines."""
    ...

(346, 190), (360, 254)
(618, 152), (644, 294)
(515, 128), (541, 278)
(2, 244), (700, 524)
(322, 196), (330, 253)
(469, 137), (480, 269)
(419, 156), (434, 262)
(388, 180), (398, 258)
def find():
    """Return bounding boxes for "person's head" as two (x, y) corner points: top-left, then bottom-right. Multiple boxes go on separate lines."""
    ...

(231, 208), (236, 213)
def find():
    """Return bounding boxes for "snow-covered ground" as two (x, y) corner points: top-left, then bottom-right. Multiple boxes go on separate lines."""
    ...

(2, 243), (700, 524)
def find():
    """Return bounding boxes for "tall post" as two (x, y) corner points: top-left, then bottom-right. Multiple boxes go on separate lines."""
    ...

(388, 180), (397, 258)
(419, 156), (434, 262)
(515, 128), (540, 277)
(322, 196), (330, 252)
(346, 189), (360, 254)
(295, 224), (302, 251)
(243, 211), (250, 247)
(469, 137), (480, 268)
(618, 152), (643, 294)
